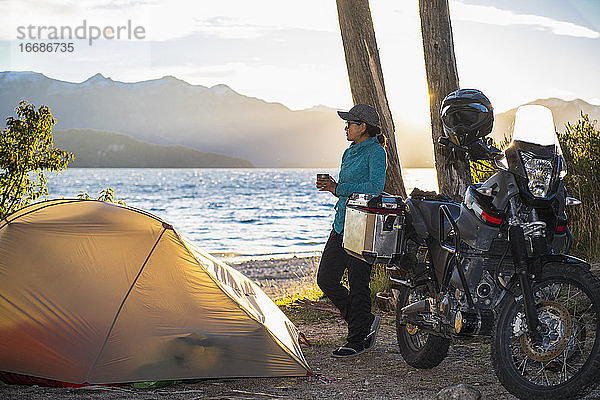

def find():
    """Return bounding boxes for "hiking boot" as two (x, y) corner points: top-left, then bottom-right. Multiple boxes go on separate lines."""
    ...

(363, 315), (381, 350)
(332, 342), (365, 357)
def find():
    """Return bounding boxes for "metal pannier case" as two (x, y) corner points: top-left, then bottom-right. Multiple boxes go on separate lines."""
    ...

(342, 193), (406, 264)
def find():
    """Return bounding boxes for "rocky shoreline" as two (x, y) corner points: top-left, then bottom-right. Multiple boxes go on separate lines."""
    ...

(227, 255), (321, 298)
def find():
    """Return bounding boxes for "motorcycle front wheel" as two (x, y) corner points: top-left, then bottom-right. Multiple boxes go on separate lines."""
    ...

(492, 262), (600, 400)
(395, 284), (451, 369)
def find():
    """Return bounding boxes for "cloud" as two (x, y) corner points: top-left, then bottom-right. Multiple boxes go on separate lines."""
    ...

(0, 0), (340, 42)
(188, 17), (267, 40)
(451, 1), (600, 39)
(147, 1), (339, 41)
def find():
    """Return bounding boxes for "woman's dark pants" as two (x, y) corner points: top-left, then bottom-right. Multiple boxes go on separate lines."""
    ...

(317, 229), (374, 346)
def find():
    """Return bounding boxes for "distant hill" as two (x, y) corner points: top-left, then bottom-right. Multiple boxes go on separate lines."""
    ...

(387, 98), (600, 168)
(0, 71), (347, 168)
(53, 129), (254, 168)
(2, 71), (597, 168)
(491, 98), (600, 142)
(379, 98), (600, 168)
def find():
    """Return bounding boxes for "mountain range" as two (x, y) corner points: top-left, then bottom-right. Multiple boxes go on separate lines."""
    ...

(491, 98), (600, 143)
(53, 129), (253, 168)
(1, 71), (598, 168)
(0, 71), (346, 167)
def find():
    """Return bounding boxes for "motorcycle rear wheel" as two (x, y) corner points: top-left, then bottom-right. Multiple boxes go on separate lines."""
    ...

(395, 285), (451, 369)
(492, 262), (600, 400)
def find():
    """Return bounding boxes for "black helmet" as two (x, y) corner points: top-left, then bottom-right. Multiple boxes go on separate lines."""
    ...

(440, 89), (494, 146)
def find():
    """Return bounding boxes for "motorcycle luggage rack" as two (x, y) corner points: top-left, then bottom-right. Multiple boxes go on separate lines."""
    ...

(438, 204), (461, 257)
(438, 204), (476, 308)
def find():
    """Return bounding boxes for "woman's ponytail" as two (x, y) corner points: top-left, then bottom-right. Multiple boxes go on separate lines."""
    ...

(366, 123), (386, 147)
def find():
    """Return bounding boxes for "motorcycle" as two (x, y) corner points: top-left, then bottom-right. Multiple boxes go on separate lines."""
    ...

(355, 104), (600, 399)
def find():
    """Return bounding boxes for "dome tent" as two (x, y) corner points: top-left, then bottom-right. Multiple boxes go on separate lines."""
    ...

(0, 199), (309, 385)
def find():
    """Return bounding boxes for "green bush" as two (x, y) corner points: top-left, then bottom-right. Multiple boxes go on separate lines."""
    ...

(470, 136), (510, 184)
(0, 101), (72, 219)
(78, 186), (126, 205)
(558, 113), (600, 262)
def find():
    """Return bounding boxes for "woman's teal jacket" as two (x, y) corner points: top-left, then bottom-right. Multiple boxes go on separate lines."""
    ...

(333, 136), (387, 234)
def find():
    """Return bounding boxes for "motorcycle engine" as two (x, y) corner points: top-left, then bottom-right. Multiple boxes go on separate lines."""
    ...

(451, 256), (504, 310)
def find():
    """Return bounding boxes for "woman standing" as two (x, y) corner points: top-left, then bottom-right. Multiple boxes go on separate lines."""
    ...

(316, 104), (386, 357)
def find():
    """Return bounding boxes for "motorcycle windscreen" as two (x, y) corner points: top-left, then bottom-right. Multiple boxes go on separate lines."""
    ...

(512, 105), (559, 148)
(500, 105), (565, 180)
(500, 105), (568, 199)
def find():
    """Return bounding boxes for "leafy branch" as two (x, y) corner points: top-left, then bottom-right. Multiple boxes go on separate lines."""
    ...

(0, 101), (73, 220)
(78, 187), (126, 206)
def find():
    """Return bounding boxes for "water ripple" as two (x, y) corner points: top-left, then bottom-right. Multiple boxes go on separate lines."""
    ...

(44, 168), (437, 257)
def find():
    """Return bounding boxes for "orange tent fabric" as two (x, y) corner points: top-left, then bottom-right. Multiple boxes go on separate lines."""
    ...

(0, 200), (309, 384)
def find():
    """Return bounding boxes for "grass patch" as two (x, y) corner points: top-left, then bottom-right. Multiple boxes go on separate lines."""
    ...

(559, 114), (600, 263)
(567, 198), (600, 263)
(369, 263), (390, 304)
(270, 258), (324, 307)
(274, 281), (323, 307)
(282, 304), (335, 324)
(340, 262), (391, 307)
(273, 262), (392, 311)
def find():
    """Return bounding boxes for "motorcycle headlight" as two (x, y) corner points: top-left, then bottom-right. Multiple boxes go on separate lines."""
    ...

(521, 152), (553, 198)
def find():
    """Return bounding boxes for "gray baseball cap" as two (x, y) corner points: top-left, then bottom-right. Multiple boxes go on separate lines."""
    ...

(337, 104), (380, 127)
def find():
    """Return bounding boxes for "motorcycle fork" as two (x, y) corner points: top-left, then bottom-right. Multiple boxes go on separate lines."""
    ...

(509, 223), (543, 343)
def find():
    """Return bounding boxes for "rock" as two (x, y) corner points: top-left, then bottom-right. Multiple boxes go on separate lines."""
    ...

(433, 384), (481, 400)
(375, 291), (395, 311)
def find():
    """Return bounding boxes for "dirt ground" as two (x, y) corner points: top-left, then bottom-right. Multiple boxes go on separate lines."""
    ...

(0, 305), (505, 400)
(2, 261), (600, 399)
(4, 301), (600, 400)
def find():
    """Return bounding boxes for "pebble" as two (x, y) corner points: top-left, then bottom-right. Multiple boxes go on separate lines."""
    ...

(434, 384), (482, 400)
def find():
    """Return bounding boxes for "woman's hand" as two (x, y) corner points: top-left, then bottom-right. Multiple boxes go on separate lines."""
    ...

(316, 175), (338, 195)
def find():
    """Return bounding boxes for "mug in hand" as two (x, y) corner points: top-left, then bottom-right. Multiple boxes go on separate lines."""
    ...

(316, 173), (330, 189)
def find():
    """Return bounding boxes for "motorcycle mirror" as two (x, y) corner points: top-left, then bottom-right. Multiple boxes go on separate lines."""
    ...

(566, 197), (582, 206)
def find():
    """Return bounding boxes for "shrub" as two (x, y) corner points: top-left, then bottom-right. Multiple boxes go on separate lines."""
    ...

(78, 186), (126, 205)
(470, 136), (510, 184)
(558, 113), (600, 262)
(0, 101), (72, 219)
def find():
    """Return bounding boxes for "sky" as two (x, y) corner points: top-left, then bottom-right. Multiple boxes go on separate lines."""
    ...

(1, 0), (599, 128)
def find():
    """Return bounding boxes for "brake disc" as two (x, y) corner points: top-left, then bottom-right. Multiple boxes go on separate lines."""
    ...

(519, 300), (572, 362)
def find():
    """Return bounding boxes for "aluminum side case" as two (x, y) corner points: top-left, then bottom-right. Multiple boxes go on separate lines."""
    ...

(342, 193), (406, 264)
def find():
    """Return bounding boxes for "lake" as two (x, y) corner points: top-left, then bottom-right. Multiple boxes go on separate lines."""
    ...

(45, 168), (438, 260)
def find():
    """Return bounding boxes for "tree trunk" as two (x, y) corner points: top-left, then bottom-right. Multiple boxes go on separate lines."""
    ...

(419, 0), (471, 201)
(336, 0), (406, 197)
